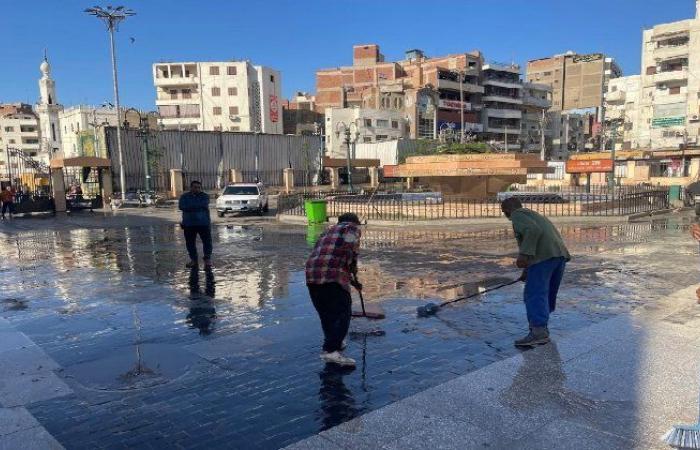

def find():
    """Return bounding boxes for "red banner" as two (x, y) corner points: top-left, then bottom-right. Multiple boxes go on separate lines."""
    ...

(383, 165), (398, 178)
(269, 95), (279, 123)
(566, 159), (613, 174)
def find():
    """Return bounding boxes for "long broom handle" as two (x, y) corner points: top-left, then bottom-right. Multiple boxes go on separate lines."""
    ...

(352, 273), (367, 316)
(438, 278), (521, 308)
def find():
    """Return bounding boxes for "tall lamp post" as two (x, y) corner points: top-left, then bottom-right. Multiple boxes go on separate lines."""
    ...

(125, 109), (159, 192)
(335, 121), (359, 192)
(85, 5), (135, 200)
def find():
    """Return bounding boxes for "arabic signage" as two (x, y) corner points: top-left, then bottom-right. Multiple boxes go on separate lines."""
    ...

(651, 116), (685, 128)
(572, 53), (603, 63)
(269, 95), (279, 123)
(438, 99), (471, 111)
(566, 159), (614, 174)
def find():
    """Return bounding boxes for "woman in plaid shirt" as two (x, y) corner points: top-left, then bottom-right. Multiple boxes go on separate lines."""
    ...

(306, 213), (362, 367)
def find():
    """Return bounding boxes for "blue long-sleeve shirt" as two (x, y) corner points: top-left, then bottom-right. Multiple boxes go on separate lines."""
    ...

(179, 191), (211, 227)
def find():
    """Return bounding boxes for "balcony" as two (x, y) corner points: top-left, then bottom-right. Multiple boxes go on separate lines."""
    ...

(154, 75), (199, 87)
(654, 68), (688, 84)
(653, 44), (689, 62)
(483, 95), (523, 105)
(522, 95), (551, 108)
(484, 108), (522, 119)
(436, 79), (484, 93)
(482, 79), (522, 90)
(605, 90), (626, 104)
(486, 127), (522, 135)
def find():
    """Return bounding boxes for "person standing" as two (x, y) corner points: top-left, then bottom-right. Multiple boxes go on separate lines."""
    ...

(501, 197), (571, 347)
(305, 213), (362, 367)
(1, 186), (15, 220)
(178, 181), (212, 268)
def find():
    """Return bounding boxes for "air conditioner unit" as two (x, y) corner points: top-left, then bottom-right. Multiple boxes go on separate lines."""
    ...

(690, 115), (700, 122)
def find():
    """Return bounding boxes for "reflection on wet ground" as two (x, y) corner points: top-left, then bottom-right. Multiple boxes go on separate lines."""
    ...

(0, 216), (696, 448)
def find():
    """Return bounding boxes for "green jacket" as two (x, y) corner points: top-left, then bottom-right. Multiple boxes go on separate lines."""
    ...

(510, 208), (571, 265)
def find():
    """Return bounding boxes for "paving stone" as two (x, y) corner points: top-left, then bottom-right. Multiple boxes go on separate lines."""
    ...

(0, 407), (41, 436)
(0, 426), (64, 450)
(0, 372), (72, 407)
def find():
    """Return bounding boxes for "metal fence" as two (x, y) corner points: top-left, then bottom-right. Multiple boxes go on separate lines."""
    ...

(105, 128), (323, 193)
(278, 188), (670, 221)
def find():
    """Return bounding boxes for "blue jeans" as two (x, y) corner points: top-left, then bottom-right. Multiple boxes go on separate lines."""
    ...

(524, 257), (566, 327)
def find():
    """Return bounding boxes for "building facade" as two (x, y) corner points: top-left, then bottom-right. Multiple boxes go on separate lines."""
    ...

(481, 63), (523, 150)
(520, 82), (553, 154)
(635, 2), (700, 150)
(283, 92), (324, 135)
(324, 107), (408, 158)
(153, 60), (283, 134)
(59, 105), (121, 158)
(604, 75), (641, 150)
(0, 104), (42, 166)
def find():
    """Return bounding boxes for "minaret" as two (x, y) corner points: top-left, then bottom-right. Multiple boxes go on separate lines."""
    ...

(35, 51), (63, 158)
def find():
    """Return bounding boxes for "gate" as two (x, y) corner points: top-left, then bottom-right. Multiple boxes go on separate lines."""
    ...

(2, 147), (55, 214)
(63, 166), (104, 211)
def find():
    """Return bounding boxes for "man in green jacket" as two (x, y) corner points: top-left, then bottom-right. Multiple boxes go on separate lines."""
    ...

(501, 197), (571, 347)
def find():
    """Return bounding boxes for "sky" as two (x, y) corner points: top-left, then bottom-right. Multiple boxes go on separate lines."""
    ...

(0, 0), (697, 110)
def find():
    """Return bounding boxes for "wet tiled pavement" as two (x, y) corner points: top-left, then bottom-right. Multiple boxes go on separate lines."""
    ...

(0, 214), (697, 449)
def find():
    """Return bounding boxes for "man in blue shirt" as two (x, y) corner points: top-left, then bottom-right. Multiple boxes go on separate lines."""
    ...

(178, 181), (212, 268)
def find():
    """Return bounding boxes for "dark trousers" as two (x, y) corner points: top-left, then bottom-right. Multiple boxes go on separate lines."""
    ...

(523, 257), (567, 327)
(1, 202), (12, 217)
(183, 226), (212, 261)
(308, 283), (352, 353)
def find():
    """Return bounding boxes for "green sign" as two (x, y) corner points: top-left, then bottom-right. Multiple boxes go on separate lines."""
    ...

(652, 116), (685, 128)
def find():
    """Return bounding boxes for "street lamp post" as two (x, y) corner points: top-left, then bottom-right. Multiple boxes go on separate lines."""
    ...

(335, 121), (359, 192)
(85, 5), (135, 201)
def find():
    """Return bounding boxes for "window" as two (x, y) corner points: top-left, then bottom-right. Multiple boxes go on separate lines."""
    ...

(468, 61), (476, 68)
(376, 135), (388, 141)
(670, 86), (681, 95)
(364, 118), (372, 127)
(8, 139), (15, 144)
(391, 120), (399, 129)
(51, 123), (56, 141)
(376, 119), (389, 127)
(363, 137), (372, 143)
(213, 125), (223, 131)
(182, 89), (192, 99)
(209, 66), (220, 75)
(170, 89), (178, 100)
(230, 126), (240, 132)
(30, 152), (37, 157)
(228, 87), (238, 96)
(4, 126), (13, 132)
(543, 71), (552, 76)
(211, 87), (221, 96)
(646, 66), (657, 75)
(229, 106), (239, 115)
(213, 107), (222, 115)
(270, 75), (275, 83)
(227, 66), (237, 76)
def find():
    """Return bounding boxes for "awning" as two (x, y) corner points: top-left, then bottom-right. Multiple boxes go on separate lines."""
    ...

(50, 157), (112, 169)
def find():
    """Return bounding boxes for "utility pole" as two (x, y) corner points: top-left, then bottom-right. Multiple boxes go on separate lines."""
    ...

(504, 125), (508, 152)
(540, 109), (546, 161)
(608, 121), (618, 194)
(85, 5), (135, 201)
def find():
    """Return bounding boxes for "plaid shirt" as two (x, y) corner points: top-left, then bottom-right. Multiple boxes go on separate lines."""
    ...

(305, 222), (361, 291)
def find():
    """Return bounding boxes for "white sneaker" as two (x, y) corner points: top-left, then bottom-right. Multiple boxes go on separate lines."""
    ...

(320, 351), (356, 367)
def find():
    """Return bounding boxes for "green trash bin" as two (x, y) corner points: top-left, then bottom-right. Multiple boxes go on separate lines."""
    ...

(305, 199), (328, 224)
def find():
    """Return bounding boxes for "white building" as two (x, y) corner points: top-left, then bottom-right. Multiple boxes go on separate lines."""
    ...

(636, 1), (700, 149)
(35, 56), (62, 157)
(604, 75), (641, 150)
(324, 107), (408, 158)
(59, 105), (120, 158)
(153, 60), (283, 134)
(0, 105), (42, 164)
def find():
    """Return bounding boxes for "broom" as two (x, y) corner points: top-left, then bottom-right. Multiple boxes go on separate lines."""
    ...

(663, 421), (700, 449)
(416, 278), (521, 317)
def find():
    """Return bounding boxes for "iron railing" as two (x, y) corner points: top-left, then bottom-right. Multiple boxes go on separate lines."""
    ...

(278, 188), (670, 221)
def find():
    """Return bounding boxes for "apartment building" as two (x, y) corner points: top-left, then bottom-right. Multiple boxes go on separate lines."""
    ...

(153, 60), (283, 134)
(526, 51), (621, 116)
(59, 105), (121, 158)
(324, 107), (408, 158)
(520, 83), (553, 154)
(315, 44), (485, 140)
(634, 2), (700, 149)
(0, 104), (42, 167)
(481, 63), (523, 150)
(548, 112), (586, 160)
(604, 75), (641, 150)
